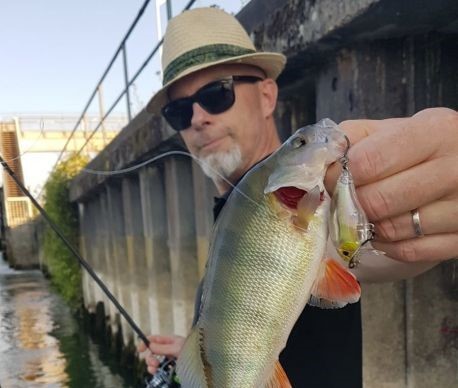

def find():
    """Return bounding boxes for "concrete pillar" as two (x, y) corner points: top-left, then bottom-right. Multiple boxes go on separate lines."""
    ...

(122, 175), (148, 340)
(276, 79), (316, 139)
(106, 183), (131, 345)
(316, 43), (408, 122)
(360, 283), (406, 387)
(164, 157), (199, 336)
(315, 43), (414, 388)
(86, 199), (108, 310)
(191, 162), (217, 278)
(99, 190), (119, 334)
(78, 201), (96, 313)
(404, 267), (457, 388)
(139, 166), (174, 334)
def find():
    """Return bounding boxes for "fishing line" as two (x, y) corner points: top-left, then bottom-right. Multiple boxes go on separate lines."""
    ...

(83, 150), (259, 207)
(83, 149), (332, 240)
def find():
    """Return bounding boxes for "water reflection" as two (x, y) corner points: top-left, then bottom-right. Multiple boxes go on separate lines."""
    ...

(0, 257), (135, 388)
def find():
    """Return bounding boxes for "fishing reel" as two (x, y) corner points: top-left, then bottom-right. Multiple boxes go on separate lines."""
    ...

(145, 357), (180, 388)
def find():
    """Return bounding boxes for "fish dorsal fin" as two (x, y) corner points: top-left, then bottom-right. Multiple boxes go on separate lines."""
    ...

(308, 258), (361, 308)
(293, 185), (322, 231)
(265, 361), (292, 388)
(175, 327), (209, 388)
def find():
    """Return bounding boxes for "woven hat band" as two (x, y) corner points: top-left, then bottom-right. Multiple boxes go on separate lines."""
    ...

(163, 44), (256, 85)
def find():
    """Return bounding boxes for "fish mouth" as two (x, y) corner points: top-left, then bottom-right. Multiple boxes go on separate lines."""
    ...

(273, 186), (308, 210)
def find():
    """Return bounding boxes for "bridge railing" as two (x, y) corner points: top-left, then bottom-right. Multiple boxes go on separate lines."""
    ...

(50, 0), (197, 171)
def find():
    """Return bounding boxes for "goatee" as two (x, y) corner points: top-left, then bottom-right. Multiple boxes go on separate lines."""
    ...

(199, 146), (243, 183)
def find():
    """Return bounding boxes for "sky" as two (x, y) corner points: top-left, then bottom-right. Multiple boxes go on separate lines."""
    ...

(0, 0), (248, 195)
(0, 0), (248, 117)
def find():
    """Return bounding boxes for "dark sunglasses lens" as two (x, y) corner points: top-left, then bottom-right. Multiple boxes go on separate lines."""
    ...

(162, 80), (236, 131)
(197, 80), (235, 114)
(162, 99), (193, 131)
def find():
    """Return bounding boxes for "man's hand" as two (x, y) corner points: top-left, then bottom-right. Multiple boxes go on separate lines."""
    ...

(326, 107), (458, 263)
(137, 335), (186, 375)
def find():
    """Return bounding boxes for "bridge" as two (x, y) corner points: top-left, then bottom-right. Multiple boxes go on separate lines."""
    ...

(0, 115), (125, 269)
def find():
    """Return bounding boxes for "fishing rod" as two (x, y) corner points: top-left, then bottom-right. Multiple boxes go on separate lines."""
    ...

(0, 155), (152, 349)
(0, 155), (180, 387)
(1, 155), (181, 387)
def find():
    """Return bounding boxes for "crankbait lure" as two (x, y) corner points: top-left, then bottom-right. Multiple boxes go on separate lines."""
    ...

(329, 137), (375, 268)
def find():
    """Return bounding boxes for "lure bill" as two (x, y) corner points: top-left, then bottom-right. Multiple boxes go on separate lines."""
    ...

(176, 119), (362, 388)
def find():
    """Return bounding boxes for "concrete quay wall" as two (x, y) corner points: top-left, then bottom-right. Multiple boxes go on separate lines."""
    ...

(71, 109), (216, 344)
(69, 1), (458, 386)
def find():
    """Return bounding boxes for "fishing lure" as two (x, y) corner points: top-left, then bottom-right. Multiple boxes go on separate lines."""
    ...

(329, 138), (375, 268)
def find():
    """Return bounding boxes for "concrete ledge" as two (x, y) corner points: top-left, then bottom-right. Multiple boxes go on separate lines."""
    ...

(239, 0), (458, 84)
(69, 110), (186, 202)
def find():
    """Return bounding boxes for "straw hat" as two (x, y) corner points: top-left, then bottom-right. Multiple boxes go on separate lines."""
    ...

(146, 7), (286, 113)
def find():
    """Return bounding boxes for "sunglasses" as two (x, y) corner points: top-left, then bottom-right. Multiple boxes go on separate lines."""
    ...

(161, 75), (263, 131)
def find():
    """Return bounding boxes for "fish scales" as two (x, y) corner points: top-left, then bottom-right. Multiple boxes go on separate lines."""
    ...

(198, 179), (329, 387)
(177, 119), (356, 388)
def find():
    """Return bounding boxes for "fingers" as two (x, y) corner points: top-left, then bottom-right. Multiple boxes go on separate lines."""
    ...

(375, 199), (458, 242)
(138, 335), (181, 375)
(373, 232), (458, 262)
(344, 117), (451, 186)
(139, 336), (167, 355)
(334, 108), (458, 264)
(344, 109), (458, 186)
(326, 116), (427, 193)
(144, 353), (162, 375)
(325, 119), (381, 193)
(137, 334), (185, 362)
(356, 156), (458, 221)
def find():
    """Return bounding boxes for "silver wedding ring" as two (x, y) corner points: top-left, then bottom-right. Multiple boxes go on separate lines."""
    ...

(411, 208), (424, 237)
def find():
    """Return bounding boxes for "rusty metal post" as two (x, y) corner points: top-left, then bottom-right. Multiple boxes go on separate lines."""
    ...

(122, 43), (132, 122)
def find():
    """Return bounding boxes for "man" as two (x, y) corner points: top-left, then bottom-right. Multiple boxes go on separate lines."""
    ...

(138, 7), (458, 387)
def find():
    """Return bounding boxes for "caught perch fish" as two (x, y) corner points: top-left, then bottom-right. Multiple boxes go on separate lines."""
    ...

(177, 119), (362, 387)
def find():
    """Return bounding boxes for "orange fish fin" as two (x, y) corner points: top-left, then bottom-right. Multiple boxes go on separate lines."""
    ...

(293, 185), (321, 231)
(308, 258), (361, 308)
(265, 361), (292, 388)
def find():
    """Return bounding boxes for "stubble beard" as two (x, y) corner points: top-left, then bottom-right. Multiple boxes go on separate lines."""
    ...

(199, 145), (243, 183)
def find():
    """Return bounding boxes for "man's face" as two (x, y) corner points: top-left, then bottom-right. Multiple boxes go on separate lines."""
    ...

(167, 64), (277, 184)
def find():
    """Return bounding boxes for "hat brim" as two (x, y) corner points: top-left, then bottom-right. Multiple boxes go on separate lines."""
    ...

(146, 52), (286, 114)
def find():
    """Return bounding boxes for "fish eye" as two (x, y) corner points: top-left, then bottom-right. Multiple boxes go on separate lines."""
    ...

(292, 136), (307, 148)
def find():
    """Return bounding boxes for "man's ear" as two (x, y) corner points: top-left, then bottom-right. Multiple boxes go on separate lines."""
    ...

(259, 79), (278, 118)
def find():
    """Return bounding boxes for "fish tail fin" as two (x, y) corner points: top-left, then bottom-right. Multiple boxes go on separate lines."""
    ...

(265, 361), (292, 388)
(308, 257), (361, 308)
(176, 327), (209, 388)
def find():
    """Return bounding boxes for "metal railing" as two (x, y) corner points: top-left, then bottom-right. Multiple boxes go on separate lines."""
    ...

(51, 0), (198, 171)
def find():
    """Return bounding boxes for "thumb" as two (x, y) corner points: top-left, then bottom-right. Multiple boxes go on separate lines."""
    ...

(325, 118), (406, 192)
(325, 119), (376, 193)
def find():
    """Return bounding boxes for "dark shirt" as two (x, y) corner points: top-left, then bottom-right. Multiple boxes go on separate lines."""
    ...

(193, 186), (362, 388)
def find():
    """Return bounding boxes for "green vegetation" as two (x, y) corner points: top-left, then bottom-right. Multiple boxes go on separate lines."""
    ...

(42, 154), (88, 309)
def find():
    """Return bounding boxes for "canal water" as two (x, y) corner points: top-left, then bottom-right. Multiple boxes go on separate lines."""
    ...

(0, 256), (137, 388)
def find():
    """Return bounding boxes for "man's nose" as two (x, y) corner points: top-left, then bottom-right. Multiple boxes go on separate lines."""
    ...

(190, 102), (211, 130)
